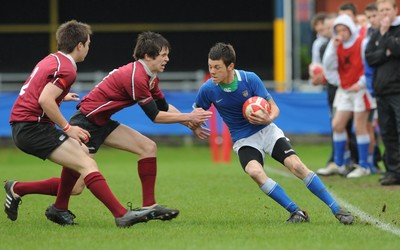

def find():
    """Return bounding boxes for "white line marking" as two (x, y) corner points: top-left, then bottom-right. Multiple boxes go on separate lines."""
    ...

(331, 193), (400, 236)
(267, 167), (400, 236)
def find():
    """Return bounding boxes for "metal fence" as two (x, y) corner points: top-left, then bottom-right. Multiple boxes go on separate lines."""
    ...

(0, 71), (319, 92)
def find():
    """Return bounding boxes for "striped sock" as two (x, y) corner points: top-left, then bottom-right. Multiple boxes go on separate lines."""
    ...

(260, 178), (298, 213)
(303, 172), (341, 214)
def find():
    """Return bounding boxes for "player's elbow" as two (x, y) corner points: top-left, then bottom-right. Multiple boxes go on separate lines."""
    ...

(38, 95), (49, 108)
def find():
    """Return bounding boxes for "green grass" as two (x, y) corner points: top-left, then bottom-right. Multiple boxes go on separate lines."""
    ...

(1, 143), (400, 250)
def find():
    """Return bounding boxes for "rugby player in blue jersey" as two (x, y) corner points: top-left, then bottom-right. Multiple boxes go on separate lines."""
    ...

(192, 42), (354, 224)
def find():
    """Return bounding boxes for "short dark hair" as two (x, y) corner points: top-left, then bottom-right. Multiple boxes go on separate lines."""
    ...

(133, 31), (171, 60)
(339, 2), (357, 15)
(365, 2), (378, 12)
(311, 12), (328, 30)
(208, 42), (236, 67)
(56, 20), (92, 54)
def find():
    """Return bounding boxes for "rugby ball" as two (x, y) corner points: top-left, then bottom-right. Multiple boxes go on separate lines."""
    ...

(242, 96), (270, 120)
(308, 63), (324, 78)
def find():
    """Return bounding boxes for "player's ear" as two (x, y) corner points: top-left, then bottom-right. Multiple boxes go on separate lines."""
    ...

(76, 41), (84, 51)
(228, 63), (234, 70)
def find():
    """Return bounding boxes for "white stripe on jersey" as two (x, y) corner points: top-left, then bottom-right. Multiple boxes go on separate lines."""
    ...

(50, 54), (61, 78)
(235, 69), (243, 81)
(131, 62), (136, 101)
(86, 101), (113, 118)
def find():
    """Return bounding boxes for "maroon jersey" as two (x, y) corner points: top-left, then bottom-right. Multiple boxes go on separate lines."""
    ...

(10, 52), (76, 124)
(78, 61), (165, 126)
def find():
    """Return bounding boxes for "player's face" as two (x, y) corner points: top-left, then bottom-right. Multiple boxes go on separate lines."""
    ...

(314, 20), (324, 34)
(334, 24), (351, 41)
(147, 47), (169, 73)
(378, 1), (398, 23)
(366, 10), (380, 29)
(208, 59), (232, 84)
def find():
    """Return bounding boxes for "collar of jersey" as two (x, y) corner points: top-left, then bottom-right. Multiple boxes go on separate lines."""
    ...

(138, 59), (157, 78)
(58, 51), (77, 70)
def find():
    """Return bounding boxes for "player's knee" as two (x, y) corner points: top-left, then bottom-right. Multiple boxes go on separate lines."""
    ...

(245, 163), (265, 179)
(332, 122), (345, 132)
(143, 139), (157, 155)
(271, 137), (296, 165)
(77, 157), (99, 173)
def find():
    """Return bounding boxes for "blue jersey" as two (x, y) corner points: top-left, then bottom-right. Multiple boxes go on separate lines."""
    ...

(194, 69), (272, 142)
(363, 57), (375, 97)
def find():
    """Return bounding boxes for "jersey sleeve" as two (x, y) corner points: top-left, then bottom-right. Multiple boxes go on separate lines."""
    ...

(193, 82), (212, 110)
(52, 77), (68, 90)
(132, 76), (154, 105)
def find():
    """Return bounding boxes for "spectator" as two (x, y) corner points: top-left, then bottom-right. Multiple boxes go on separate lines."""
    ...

(311, 12), (329, 65)
(362, 2), (384, 174)
(365, 0), (400, 185)
(321, 14), (376, 178)
(356, 14), (369, 27)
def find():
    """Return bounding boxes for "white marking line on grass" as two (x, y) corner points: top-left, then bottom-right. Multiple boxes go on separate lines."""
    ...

(267, 167), (400, 237)
(331, 194), (400, 237)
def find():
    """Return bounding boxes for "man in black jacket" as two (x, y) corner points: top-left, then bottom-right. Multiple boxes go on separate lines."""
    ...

(365, 0), (400, 185)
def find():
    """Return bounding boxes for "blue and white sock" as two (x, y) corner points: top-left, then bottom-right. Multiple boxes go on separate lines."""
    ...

(356, 134), (370, 169)
(260, 178), (298, 213)
(303, 172), (341, 215)
(333, 132), (347, 167)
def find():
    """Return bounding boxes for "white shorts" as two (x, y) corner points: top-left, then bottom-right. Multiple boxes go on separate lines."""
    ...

(333, 87), (377, 112)
(233, 123), (286, 159)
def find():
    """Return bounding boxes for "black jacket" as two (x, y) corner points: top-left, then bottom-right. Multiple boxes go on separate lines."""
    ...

(365, 20), (400, 97)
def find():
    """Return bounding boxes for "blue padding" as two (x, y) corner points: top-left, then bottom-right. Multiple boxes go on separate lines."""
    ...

(0, 91), (331, 137)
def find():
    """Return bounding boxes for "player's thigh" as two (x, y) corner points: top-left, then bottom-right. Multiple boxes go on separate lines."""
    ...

(48, 138), (97, 173)
(104, 124), (156, 156)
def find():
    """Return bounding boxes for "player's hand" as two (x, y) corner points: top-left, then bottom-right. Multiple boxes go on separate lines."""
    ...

(65, 125), (90, 145)
(190, 108), (213, 124)
(333, 35), (343, 47)
(192, 125), (211, 139)
(310, 74), (326, 85)
(380, 16), (391, 35)
(247, 107), (273, 125)
(63, 93), (80, 102)
(187, 121), (199, 130)
(347, 82), (363, 92)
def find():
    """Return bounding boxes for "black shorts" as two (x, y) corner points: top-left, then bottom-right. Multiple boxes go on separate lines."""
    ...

(69, 110), (120, 154)
(11, 122), (69, 160)
(368, 108), (376, 123)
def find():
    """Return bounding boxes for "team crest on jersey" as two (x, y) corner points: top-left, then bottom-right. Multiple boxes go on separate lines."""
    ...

(242, 90), (249, 97)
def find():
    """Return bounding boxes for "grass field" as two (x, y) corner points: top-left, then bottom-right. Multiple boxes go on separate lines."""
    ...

(1, 143), (400, 250)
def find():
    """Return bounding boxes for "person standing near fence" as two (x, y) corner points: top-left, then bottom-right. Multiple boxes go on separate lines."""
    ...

(365, 0), (400, 185)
